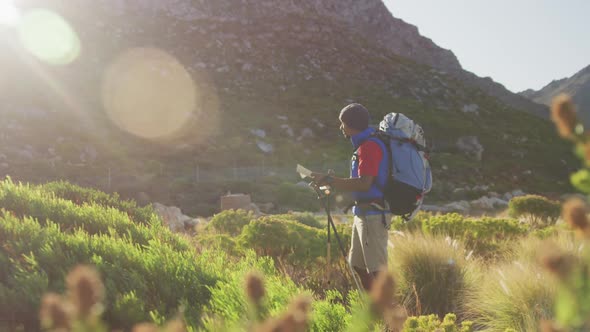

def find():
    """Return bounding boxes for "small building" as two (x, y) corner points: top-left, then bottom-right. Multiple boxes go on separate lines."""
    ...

(220, 193), (252, 211)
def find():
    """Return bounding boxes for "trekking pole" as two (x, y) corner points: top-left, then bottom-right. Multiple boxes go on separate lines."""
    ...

(309, 182), (363, 293)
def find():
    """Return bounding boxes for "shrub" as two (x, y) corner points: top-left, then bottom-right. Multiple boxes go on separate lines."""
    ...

(0, 212), (217, 330)
(238, 215), (351, 268)
(404, 212), (527, 258)
(200, 251), (355, 332)
(287, 212), (323, 229)
(207, 209), (255, 236)
(508, 195), (561, 227)
(0, 179), (185, 250)
(0, 179), (188, 250)
(402, 313), (473, 332)
(390, 234), (479, 319)
(463, 260), (556, 332)
(194, 233), (244, 257)
(39, 180), (156, 224)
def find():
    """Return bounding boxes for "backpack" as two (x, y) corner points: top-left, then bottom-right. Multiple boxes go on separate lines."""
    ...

(373, 113), (432, 219)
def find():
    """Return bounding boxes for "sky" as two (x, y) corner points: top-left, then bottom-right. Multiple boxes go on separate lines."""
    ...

(383, 0), (590, 93)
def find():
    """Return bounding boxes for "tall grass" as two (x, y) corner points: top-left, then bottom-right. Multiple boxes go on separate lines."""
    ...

(463, 260), (555, 331)
(389, 233), (480, 319)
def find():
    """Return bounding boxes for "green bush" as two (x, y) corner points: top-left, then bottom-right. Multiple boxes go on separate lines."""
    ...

(0, 179), (185, 250)
(508, 195), (561, 227)
(287, 212), (323, 229)
(201, 251), (354, 332)
(39, 180), (156, 223)
(390, 234), (479, 319)
(194, 233), (243, 257)
(239, 215), (350, 268)
(207, 209), (255, 236)
(402, 313), (473, 332)
(0, 212), (217, 330)
(397, 212), (527, 258)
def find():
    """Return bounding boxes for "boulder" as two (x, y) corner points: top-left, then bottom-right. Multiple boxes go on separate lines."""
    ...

(462, 104), (480, 114)
(152, 202), (198, 233)
(444, 200), (471, 213)
(456, 136), (484, 161)
(470, 196), (508, 210)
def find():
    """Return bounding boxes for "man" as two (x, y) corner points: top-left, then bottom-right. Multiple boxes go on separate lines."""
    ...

(311, 103), (390, 291)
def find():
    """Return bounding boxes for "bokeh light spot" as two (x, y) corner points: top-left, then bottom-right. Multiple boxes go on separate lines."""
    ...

(102, 48), (199, 140)
(0, 0), (21, 26)
(18, 9), (81, 65)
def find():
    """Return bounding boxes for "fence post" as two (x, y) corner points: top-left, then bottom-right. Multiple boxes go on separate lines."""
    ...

(233, 161), (238, 180)
(107, 166), (111, 190)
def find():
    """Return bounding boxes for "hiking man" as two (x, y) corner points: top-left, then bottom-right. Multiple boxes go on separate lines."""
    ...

(311, 103), (390, 291)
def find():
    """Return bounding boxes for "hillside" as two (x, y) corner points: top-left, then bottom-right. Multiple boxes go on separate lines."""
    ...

(0, 0), (576, 215)
(520, 64), (590, 125)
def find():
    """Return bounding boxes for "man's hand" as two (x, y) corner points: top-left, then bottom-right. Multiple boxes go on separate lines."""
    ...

(310, 172), (330, 186)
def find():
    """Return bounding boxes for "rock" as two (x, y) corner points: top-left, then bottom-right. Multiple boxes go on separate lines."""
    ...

(250, 129), (266, 138)
(472, 185), (489, 192)
(280, 124), (294, 137)
(256, 140), (273, 153)
(297, 128), (314, 141)
(276, 115), (288, 121)
(257, 202), (275, 213)
(444, 201), (470, 213)
(470, 196), (508, 210)
(420, 204), (451, 213)
(511, 189), (525, 197)
(17, 149), (34, 160)
(462, 104), (480, 114)
(312, 118), (325, 128)
(456, 136), (484, 161)
(249, 203), (262, 215)
(152, 202), (191, 233)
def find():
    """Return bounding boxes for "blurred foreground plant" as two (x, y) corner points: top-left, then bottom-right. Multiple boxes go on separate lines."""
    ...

(541, 94), (590, 331)
(40, 265), (186, 332)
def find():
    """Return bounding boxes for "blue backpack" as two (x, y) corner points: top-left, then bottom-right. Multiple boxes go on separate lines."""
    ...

(373, 113), (432, 218)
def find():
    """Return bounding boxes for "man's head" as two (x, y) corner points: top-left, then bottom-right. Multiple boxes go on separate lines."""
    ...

(339, 103), (369, 138)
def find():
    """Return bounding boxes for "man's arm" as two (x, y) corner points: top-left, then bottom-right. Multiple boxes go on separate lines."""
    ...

(310, 173), (374, 192)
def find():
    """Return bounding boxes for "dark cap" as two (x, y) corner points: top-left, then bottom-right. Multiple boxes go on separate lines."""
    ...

(339, 103), (369, 131)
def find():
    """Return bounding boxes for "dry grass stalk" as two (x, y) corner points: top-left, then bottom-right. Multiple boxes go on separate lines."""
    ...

(39, 293), (71, 331)
(538, 243), (576, 281)
(66, 265), (104, 319)
(562, 197), (590, 237)
(245, 271), (266, 306)
(551, 94), (578, 139)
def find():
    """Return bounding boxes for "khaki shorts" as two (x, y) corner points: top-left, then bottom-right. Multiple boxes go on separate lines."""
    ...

(348, 214), (389, 273)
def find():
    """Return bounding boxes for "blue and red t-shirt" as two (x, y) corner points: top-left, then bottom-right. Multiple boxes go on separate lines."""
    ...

(350, 127), (390, 216)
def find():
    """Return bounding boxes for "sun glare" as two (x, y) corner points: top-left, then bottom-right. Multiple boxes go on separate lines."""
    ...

(18, 9), (81, 65)
(102, 48), (200, 140)
(0, 0), (20, 26)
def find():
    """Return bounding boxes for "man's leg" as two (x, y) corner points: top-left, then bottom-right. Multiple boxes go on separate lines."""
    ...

(349, 215), (371, 290)
(353, 266), (378, 291)
(362, 214), (389, 287)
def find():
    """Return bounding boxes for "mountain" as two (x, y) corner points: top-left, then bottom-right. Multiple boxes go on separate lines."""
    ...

(0, 0), (575, 215)
(519, 64), (590, 124)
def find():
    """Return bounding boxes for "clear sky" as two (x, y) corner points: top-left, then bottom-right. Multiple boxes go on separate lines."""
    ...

(383, 0), (590, 93)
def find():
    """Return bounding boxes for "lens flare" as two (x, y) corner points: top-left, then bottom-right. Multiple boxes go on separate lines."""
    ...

(0, 0), (20, 26)
(102, 48), (218, 141)
(18, 9), (81, 65)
